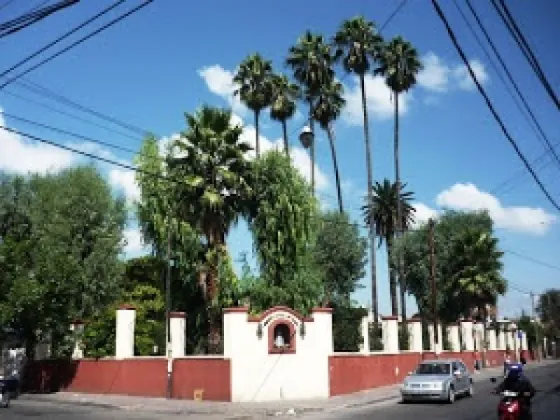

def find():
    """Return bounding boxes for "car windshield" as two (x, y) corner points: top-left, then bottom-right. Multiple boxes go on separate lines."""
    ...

(415, 363), (450, 375)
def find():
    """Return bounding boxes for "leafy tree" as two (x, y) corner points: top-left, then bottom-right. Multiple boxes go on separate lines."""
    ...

(233, 53), (274, 157)
(270, 73), (300, 155)
(312, 80), (346, 213)
(166, 106), (253, 352)
(393, 210), (507, 324)
(517, 311), (544, 355)
(82, 284), (165, 358)
(313, 211), (367, 306)
(0, 167), (126, 358)
(249, 151), (319, 290)
(362, 179), (415, 316)
(333, 16), (384, 325)
(286, 31), (335, 193)
(331, 303), (367, 352)
(376, 35), (422, 324)
(538, 289), (560, 341)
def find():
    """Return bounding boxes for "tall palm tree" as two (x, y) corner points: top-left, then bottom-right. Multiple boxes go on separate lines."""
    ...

(313, 80), (345, 213)
(233, 53), (274, 157)
(270, 74), (300, 155)
(167, 105), (254, 353)
(333, 16), (383, 322)
(375, 36), (422, 322)
(361, 179), (415, 316)
(286, 31), (335, 194)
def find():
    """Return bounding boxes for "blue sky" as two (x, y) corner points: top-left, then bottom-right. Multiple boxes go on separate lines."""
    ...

(0, 0), (558, 318)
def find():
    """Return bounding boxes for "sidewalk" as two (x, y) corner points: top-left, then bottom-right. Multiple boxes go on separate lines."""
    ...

(19, 360), (557, 419)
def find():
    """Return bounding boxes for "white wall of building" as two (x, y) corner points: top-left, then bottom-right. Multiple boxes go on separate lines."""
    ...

(223, 306), (332, 402)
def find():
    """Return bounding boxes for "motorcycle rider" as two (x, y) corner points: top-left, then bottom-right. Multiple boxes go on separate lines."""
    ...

(495, 363), (536, 420)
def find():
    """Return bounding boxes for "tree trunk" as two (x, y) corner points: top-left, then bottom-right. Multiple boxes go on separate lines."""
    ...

(481, 305), (488, 368)
(282, 120), (290, 156)
(394, 91), (407, 325)
(255, 110), (260, 158)
(308, 100), (315, 195)
(326, 124), (344, 213)
(360, 73), (378, 325)
(205, 228), (222, 354)
(387, 235), (398, 316)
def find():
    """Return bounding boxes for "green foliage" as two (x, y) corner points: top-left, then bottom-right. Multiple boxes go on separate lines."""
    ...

(375, 36), (423, 94)
(368, 322), (383, 351)
(538, 289), (560, 340)
(82, 284), (165, 358)
(313, 211), (367, 305)
(0, 167), (125, 357)
(234, 53), (274, 114)
(332, 304), (367, 352)
(393, 210), (507, 323)
(399, 324), (410, 351)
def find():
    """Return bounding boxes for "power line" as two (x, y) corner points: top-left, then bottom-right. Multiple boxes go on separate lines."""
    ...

(380, 0), (408, 32)
(504, 249), (560, 273)
(0, 0), (154, 90)
(459, 0), (560, 171)
(430, 0), (560, 212)
(0, 0), (128, 81)
(490, 0), (559, 110)
(1, 88), (145, 142)
(0, 0), (78, 39)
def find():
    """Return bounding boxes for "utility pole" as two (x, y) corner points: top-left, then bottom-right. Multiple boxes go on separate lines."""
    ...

(165, 228), (173, 399)
(428, 219), (439, 352)
(530, 292), (541, 362)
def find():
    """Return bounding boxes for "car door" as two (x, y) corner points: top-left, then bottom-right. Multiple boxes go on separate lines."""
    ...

(458, 361), (469, 392)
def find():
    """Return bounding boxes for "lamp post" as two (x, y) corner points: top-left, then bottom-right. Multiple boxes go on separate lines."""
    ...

(299, 124), (315, 195)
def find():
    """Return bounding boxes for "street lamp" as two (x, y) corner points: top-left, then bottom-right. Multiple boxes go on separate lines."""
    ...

(299, 125), (315, 194)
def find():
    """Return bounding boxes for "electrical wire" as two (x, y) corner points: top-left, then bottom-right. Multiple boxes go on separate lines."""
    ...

(430, 0), (560, 212)
(459, 0), (560, 170)
(490, 0), (559, 110)
(0, 0), (154, 90)
(503, 249), (560, 273)
(0, 0), (128, 81)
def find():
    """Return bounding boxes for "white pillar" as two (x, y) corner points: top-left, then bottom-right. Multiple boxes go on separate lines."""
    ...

(116, 304), (136, 359)
(360, 316), (370, 354)
(382, 316), (399, 353)
(506, 329), (515, 352)
(460, 319), (474, 351)
(169, 312), (186, 358)
(497, 326), (506, 350)
(473, 323), (484, 351)
(428, 323), (443, 353)
(408, 318), (423, 353)
(488, 328), (497, 351)
(70, 321), (85, 359)
(447, 324), (461, 352)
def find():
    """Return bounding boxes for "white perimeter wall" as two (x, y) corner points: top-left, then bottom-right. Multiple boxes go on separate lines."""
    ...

(223, 306), (332, 402)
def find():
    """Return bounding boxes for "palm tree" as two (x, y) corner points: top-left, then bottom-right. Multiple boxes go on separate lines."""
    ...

(375, 36), (422, 322)
(361, 179), (415, 316)
(286, 31), (335, 193)
(270, 74), (300, 155)
(313, 80), (345, 213)
(333, 16), (383, 322)
(167, 105), (254, 353)
(233, 53), (274, 157)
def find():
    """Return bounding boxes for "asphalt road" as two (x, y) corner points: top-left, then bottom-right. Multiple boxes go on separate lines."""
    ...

(311, 362), (560, 420)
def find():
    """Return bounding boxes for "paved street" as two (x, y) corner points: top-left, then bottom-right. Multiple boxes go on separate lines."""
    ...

(309, 362), (560, 420)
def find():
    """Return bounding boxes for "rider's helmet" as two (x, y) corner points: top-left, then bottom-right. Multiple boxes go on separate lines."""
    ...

(506, 363), (523, 381)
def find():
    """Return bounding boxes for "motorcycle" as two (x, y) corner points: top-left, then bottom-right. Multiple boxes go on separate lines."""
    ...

(497, 390), (522, 420)
(0, 379), (11, 408)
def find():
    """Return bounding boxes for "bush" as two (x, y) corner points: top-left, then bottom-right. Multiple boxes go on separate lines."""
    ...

(399, 324), (410, 350)
(332, 304), (367, 352)
(369, 322), (383, 351)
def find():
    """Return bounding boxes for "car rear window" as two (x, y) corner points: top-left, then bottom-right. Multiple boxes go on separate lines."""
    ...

(415, 363), (450, 375)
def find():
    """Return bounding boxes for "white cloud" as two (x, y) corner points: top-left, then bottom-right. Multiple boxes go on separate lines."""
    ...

(417, 52), (489, 93)
(417, 52), (450, 92)
(453, 59), (489, 91)
(109, 168), (140, 204)
(0, 113), (76, 174)
(122, 227), (150, 256)
(412, 202), (440, 228)
(198, 65), (247, 116)
(436, 183), (556, 235)
(342, 74), (410, 125)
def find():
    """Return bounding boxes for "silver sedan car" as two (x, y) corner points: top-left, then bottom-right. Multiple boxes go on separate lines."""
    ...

(400, 359), (474, 403)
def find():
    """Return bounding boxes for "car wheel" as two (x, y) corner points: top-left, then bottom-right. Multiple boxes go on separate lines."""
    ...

(401, 396), (409, 404)
(447, 387), (455, 404)
(1, 391), (10, 408)
(466, 381), (474, 397)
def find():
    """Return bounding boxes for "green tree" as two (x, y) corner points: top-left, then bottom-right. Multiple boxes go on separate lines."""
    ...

(313, 80), (346, 213)
(0, 167), (126, 358)
(538, 289), (560, 342)
(313, 210), (367, 306)
(376, 35), (422, 324)
(233, 53), (274, 157)
(249, 150), (318, 290)
(393, 210), (506, 324)
(362, 179), (415, 316)
(333, 16), (384, 325)
(166, 106), (253, 352)
(270, 73), (300, 155)
(286, 31), (335, 193)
